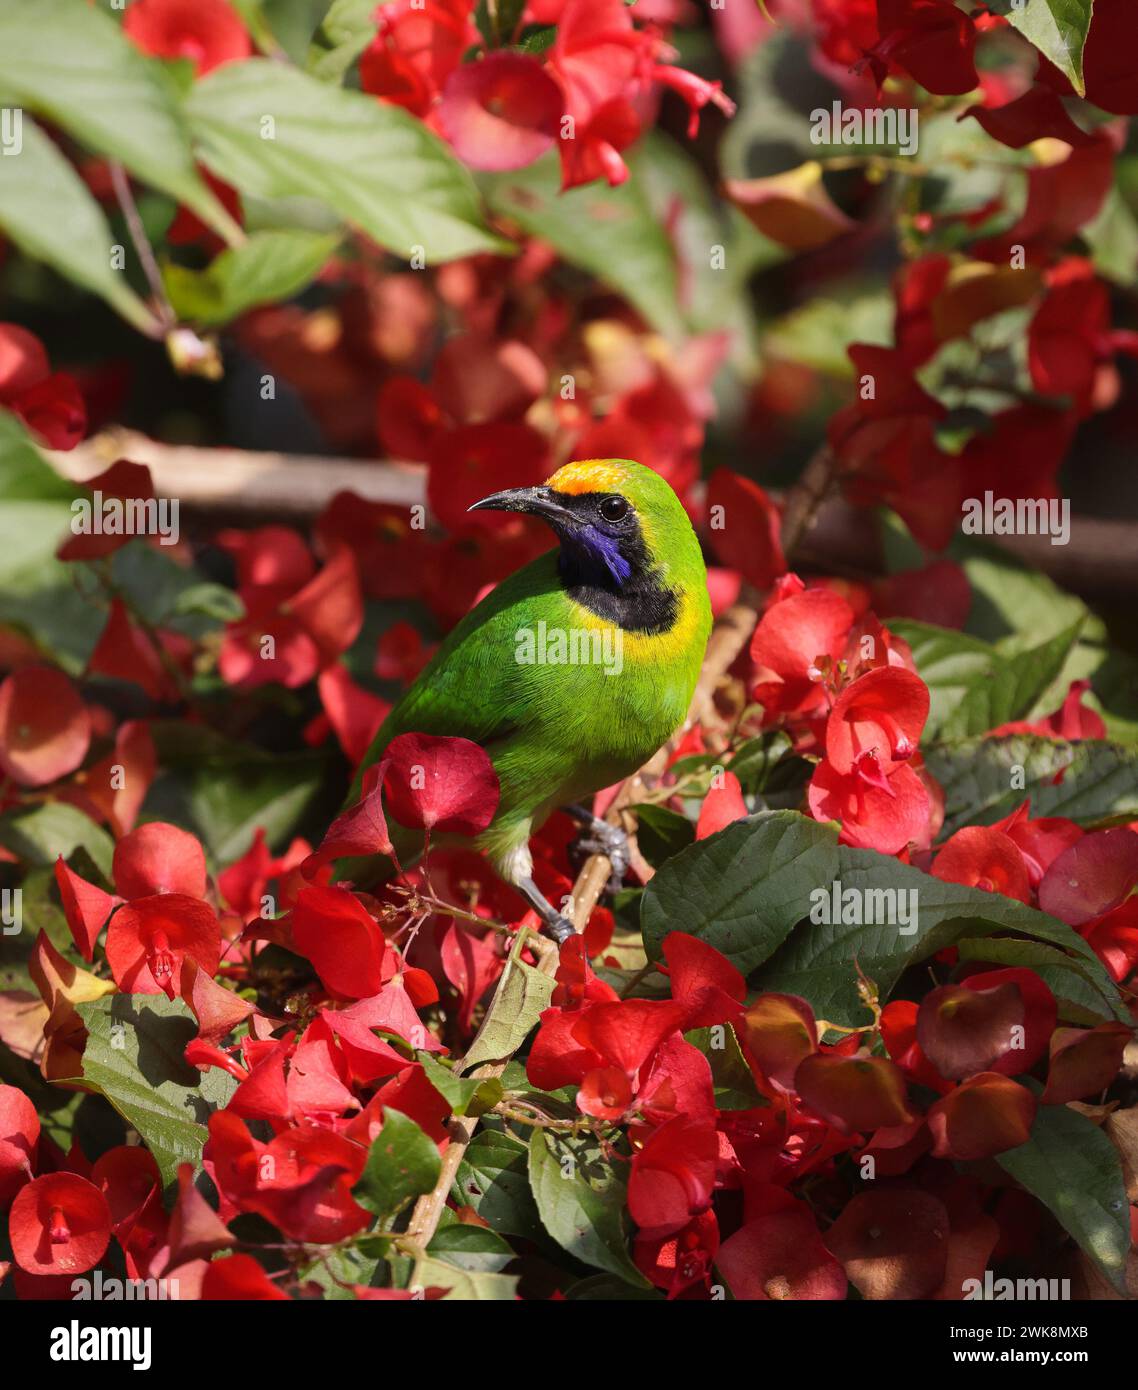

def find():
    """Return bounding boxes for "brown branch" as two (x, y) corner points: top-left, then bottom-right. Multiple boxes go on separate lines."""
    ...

(780, 444), (837, 561)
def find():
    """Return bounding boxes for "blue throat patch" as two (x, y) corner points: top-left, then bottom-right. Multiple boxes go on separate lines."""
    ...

(560, 525), (632, 587)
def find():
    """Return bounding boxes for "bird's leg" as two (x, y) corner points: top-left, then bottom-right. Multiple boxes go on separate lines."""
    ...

(516, 875), (577, 946)
(564, 804), (631, 896)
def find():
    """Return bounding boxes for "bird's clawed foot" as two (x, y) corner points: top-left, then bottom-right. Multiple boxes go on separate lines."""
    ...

(564, 804), (631, 897)
(516, 875), (577, 947)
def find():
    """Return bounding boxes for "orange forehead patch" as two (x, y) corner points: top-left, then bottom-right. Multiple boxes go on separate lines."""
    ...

(545, 459), (628, 496)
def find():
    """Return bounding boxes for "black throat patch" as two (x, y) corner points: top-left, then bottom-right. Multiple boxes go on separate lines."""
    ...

(552, 493), (680, 636)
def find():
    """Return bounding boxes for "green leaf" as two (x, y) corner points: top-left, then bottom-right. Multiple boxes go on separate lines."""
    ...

(305, 0), (378, 82)
(756, 842), (1124, 1027)
(483, 152), (685, 338)
(926, 735), (1138, 834)
(454, 1129), (545, 1242)
(0, 119), (158, 333)
(458, 945), (554, 1073)
(640, 812), (840, 973)
(353, 1107), (441, 1220)
(0, 0), (238, 241)
(148, 722), (326, 863)
(528, 1129), (649, 1287)
(1002, 0), (1094, 97)
(685, 1024), (767, 1111)
(171, 582), (246, 623)
(411, 1256), (518, 1300)
(938, 621), (1084, 741)
(1083, 187), (1138, 287)
(163, 230), (340, 327)
(76, 995), (237, 1190)
(186, 59), (506, 262)
(427, 1221), (514, 1273)
(997, 1094), (1130, 1293)
(632, 804), (695, 869)
(0, 803), (115, 879)
(417, 1051), (503, 1117)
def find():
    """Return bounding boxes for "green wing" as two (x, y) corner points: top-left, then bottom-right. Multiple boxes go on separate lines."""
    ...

(348, 549), (562, 799)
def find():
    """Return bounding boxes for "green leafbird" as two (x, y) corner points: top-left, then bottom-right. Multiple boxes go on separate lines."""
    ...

(350, 457), (712, 941)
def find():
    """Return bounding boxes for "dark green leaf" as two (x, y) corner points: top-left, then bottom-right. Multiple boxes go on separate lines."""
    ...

(454, 1129), (545, 1241)
(187, 59), (507, 261)
(756, 842), (1124, 1026)
(411, 1256), (518, 1299)
(528, 1129), (648, 1287)
(640, 812), (840, 973)
(997, 1093), (1129, 1293)
(353, 1107), (441, 1219)
(427, 1221), (514, 1273)
(938, 621), (1084, 741)
(76, 995), (237, 1189)
(632, 804), (694, 869)
(0, 803), (115, 879)
(926, 735), (1138, 834)
(148, 722), (326, 863)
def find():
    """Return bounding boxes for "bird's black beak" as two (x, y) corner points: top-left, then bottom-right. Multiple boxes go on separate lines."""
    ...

(467, 486), (578, 527)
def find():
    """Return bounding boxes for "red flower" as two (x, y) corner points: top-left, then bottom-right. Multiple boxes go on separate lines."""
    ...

(825, 666), (928, 778)
(290, 885), (387, 1000)
(0, 323), (85, 449)
(807, 756), (930, 854)
(0, 1085), (39, 1209)
(439, 52), (563, 171)
(694, 771), (748, 841)
(717, 1205), (847, 1300)
(105, 895), (222, 998)
(123, 0), (252, 76)
(743, 992), (818, 1091)
(628, 1115), (717, 1238)
(56, 459), (156, 562)
(927, 1073), (1037, 1161)
(87, 599), (189, 702)
(794, 1052), (915, 1134)
(383, 732), (500, 835)
(660, 931), (745, 1028)
(931, 826), (1031, 903)
(1038, 828), (1138, 927)
(113, 820), (208, 900)
(202, 1253), (289, 1300)
(359, 0), (476, 121)
(0, 665), (89, 788)
(1042, 1024), (1133, 1105)
(54, 857), (120, 962)
(303, 763), (394, 880)
(9, 1173), (111, 1275)
(750, 587), (854, 722)
(311, 664), (391, 766)
(824, 1189), (949, 1300)
(868, 0), (978, 97)
(633, 1208), (719, 1299)
(916, 967), (1056, 1081)
(704, 467), (786, 594)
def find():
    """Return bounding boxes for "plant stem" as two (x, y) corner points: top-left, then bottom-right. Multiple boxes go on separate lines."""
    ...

(109, 162), (176, 334)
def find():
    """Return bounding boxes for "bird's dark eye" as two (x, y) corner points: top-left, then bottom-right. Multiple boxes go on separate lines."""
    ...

(599, 495), (629, 523)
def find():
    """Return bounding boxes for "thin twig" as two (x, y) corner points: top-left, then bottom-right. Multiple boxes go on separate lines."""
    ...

(109, 162), (176, 333)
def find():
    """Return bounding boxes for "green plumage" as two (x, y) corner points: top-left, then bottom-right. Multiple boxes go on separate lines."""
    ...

(351, 459), (711, 885)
